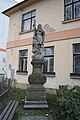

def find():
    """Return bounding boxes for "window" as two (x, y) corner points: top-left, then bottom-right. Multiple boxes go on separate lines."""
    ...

(73, 44), (80, 74)
(21, 10), (36, 32)
(43, 47), (54, 73)
(19, 50), (28, 72)
(64, 0), (80, 20)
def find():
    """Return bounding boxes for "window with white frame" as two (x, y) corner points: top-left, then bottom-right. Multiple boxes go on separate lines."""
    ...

(64, 0), (80, 20)
(73, 43), (80, 74)
(43, 47), (54, 73)
(19, 50), (28, 72)
(21, 10), (36, 32)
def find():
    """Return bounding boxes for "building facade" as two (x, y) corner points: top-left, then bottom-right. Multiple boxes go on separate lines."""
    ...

(3, 0), (80, 90)
(0, 0), (17, 75)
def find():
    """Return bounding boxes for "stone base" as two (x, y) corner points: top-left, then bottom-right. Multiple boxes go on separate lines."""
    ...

(24, 100), (48, 109)
(20, 115), (53, 120)
(24, 84), (49, 109)
(27, 84), (46, 101)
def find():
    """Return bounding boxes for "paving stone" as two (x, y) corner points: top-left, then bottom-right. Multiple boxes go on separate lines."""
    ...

(20, 115), (53, 120)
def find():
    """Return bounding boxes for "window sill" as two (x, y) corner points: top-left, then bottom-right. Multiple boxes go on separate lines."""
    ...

(19, 30), (33, 35)
(16, 70), (28, 75)
(70, 73), (80, 79)
(62, 18), (80, 24)
(43, 72), (55, 77)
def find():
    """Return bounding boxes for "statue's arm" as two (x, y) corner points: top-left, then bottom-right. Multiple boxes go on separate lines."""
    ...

(33, 20), (37, 38)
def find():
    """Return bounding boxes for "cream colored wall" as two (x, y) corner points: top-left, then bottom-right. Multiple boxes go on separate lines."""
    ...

(8, 0), (80, 42)
(6, 45), (32, 84)
(8, 11), (21, 41)
(6, 0), (80, 89)
(44, 38), (80, 88)
(6, 37), (80, 89)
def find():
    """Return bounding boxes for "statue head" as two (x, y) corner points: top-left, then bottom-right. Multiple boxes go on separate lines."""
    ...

(38, 24), (42, 29)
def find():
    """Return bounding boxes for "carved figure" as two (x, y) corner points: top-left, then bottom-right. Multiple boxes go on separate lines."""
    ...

(36, 24), (45, 47)
(32, 21), (45, 59)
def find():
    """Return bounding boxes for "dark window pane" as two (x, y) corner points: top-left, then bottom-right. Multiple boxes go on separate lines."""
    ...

(74, 56), (80, 73)
(22, 10), (36, 32)
(25, 59), (27, 71)
(74, 2), (80, 18)
(21, 60), (23, 71)
(74, 44), (80, 53)
(64, 0), (80, 20)
(23, 12), (31, 20)
(32, 10), (36, 17)
(49, 57), (54, 72)
(43, 59), (48, 72)
(73, 0), (79, 2)
(65, 0), (72, 5)
(65, 5), (72, 20)
(44, 47), (54, 56)
(23, 19), (31, 31)
(20, 50), (27, 57)
(32, 17), (35, 29)
(73, 44), (80, 74)
(43, 47), (54, 73)
(19, 59), (24, 71)
(19, 50), (27, 71)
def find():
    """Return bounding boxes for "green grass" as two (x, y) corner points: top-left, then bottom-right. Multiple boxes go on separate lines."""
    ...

(9, 88), (26, 102)
(1, 84), (80, 120)
(0, 83), (7, 94)
(46, 92), (57, 102)
(12, 88), (56, 119)
(0, 85), (57, 120)
(1, 85), (79, 120)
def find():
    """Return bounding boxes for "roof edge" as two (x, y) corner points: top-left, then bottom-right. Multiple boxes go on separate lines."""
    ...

(2, 0), (28, 17)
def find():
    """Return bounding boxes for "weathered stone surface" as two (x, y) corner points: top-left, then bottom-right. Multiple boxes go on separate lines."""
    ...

(20, 116), (53, 120)
(24, 23), (48, 109)
(32, 22), (45, 60)
(28, 73), (46, 84)
(28, 60), (46, 84)
(24, 101), (48, 109)
(26, 84), (46, 101)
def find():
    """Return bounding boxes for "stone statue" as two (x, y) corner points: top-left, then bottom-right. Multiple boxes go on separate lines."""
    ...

(36, 24), (45, 47)
(24, 22), (48, 109)
(32, 21), (45, 60)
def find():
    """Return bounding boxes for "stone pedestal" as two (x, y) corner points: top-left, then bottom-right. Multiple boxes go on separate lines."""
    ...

(24, 60), (48, 109)
(26, 84), (46, 101)
(24, 84), (48, 108)
(24, 23), (48, 109)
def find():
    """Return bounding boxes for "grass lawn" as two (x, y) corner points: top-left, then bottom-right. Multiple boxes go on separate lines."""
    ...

(0, 85), (57, 119)
(9, 88), (57, 119)
(0, 83), (57, 119)
(1, 84), (80, 120)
